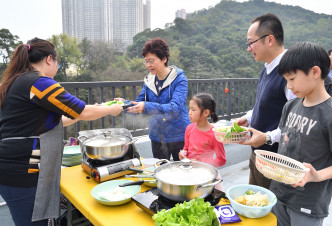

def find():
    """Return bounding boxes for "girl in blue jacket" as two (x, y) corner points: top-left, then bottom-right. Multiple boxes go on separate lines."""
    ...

(127, 38), (190, 160)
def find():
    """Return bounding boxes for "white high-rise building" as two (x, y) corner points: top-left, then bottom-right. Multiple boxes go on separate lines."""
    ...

(62, 0), (151, 50)
(175, 9), (187, 20)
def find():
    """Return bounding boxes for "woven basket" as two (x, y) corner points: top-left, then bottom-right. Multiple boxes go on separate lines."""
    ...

(254, 150), (310, 184)
(212, 127), (248, 144)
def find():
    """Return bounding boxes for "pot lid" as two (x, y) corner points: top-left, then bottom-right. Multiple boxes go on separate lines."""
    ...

(83, 136), (128, 147)
(154, 159), (217, 185)
(78, 129), (132, 148)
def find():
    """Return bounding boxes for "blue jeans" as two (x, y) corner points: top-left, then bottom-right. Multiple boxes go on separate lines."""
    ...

(0, 184), (48, 226)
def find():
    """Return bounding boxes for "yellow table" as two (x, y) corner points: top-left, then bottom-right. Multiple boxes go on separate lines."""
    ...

(60, 165), (277, 226)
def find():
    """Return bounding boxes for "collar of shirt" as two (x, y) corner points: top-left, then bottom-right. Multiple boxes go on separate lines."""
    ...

(265, 50), (287, 74)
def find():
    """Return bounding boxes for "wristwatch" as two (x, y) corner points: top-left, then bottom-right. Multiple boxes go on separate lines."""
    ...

(265, 133), (272, 145)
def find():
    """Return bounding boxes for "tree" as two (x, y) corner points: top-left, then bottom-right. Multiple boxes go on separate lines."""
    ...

(48, 34), (82, 80)
(79, 39), (116, 72)
(0, 29), (22, 74)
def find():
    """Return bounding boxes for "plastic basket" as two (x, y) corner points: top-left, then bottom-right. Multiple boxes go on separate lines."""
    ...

(212, 127), (248, 144)
(254, 150), (310, 184)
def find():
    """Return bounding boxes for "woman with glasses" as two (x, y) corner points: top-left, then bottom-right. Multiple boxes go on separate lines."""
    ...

(0, 38), (123, 225)
(126, 37), (190, 161)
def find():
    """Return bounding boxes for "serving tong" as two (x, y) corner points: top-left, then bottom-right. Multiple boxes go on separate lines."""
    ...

(122, 166), (156, 187)
(129, 166), (154, 175)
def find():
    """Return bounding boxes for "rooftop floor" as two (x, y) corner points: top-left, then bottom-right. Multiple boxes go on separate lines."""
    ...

(1, 150), (331, 225)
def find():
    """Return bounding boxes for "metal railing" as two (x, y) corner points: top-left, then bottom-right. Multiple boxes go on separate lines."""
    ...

(61, 78), (258, 138)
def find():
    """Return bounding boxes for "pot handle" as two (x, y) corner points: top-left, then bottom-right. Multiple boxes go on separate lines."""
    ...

(77, 135), (88, 144)
(126, 138), (138, 145)
(197, 178), (223, 189)
(154, 159), (170, 169)
(122, 138), (138, 151)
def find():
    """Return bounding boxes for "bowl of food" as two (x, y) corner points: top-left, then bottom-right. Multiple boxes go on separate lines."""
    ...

(226, 184), (277, 218)
(213, 123), (248, 144)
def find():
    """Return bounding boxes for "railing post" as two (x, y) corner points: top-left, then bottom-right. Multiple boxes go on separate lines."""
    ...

(216, 82), (220, 116)
(100, 87), (105, 128)
(227, 82), (232, 120)
(88, 88), (93, 130)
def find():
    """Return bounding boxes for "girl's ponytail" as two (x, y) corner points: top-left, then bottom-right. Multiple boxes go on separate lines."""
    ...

(0, 44), (31, 106)
(210, 100), (218, 123)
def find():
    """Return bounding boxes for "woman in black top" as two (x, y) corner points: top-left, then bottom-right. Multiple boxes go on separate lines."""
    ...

(0, 38), (123, 225)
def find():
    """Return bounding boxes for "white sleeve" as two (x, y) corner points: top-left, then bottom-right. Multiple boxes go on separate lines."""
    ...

(267, 128), (281, 144)
(244, 110), (253, 125)
(285, 86), (297, 101)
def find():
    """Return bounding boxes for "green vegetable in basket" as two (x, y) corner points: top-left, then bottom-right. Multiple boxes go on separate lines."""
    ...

(233, 122), (246, 132)
(152, 197), (219, 226)
(116, 100), (124, 105)
(104, 100), (117, 106)
(217, 122), (246, 140)
(104, 100), (124, 106)
(225, 126), (232, 140)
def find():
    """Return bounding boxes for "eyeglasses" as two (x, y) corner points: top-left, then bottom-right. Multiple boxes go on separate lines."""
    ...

(246, 35), (269, 49)
(143, 58), (157, 65)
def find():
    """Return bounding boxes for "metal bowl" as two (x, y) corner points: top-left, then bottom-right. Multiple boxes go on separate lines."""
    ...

(154, 159), (223, 202)
(78, 134), (136, 160)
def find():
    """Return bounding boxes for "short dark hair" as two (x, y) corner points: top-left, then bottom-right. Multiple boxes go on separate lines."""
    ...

(279, 42), (330, 79)
(252, 13), (284, 46)
(191, 93), (218, 123)
(328, 49), (332, 55)
(142, 37), (169, 66)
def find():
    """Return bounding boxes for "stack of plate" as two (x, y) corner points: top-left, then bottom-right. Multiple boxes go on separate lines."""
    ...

(62, 145), (82, 166)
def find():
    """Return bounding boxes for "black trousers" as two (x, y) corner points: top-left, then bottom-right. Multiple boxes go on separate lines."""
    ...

(151, 140), (184, 161)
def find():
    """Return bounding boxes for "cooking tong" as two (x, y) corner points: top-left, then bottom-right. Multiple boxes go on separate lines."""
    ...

(128, 166), (154, 174)
(121, 166), (156, 187)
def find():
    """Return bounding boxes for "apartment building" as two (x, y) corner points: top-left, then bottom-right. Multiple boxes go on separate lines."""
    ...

(62, 0), (151, 50)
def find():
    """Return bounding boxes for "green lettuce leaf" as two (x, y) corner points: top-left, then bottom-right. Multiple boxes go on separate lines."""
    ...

(233, 122), (246, 132)
(224, 126), (232, 140)
(152, 197), (218, 226)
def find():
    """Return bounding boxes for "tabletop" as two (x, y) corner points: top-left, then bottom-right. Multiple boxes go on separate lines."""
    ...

(60, 165), (277, 226)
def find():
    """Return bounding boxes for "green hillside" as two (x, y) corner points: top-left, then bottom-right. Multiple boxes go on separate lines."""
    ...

(127, 0), (332, 79)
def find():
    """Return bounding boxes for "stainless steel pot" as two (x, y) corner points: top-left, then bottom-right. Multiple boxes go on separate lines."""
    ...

(154, 159), (222, 202)
(78, 133), (137, 160)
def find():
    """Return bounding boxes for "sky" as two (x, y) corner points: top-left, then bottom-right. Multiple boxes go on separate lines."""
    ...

(0, 0), (331, 43)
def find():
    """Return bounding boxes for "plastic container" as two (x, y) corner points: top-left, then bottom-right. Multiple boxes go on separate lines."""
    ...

(226, 184), (277, 218)
(255, 149), (310, 184)
(141, 158), (160, 168)
(212, 127), (248, 144)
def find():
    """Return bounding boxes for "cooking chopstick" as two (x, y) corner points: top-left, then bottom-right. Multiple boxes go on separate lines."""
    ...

(129, 166), (154, 174)
(125, 174), (155, 178)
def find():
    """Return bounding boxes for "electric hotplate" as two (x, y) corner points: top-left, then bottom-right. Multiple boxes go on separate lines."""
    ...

(131, 187), (227, 215)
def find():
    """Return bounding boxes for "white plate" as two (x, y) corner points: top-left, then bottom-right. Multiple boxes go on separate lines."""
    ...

(63, 145), (81, 156)
(91, 179), (141, 206)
